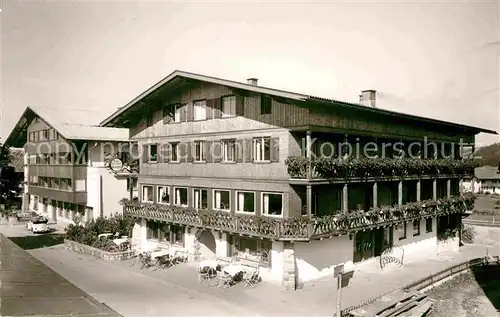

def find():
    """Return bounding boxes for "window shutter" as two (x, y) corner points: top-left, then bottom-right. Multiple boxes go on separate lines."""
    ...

(179, 142), (187, 163)
(186, 102), (194, 121)
(236, 95), (245, 116)
(206, 99), (214, 119)
(213, 98), (222, 118)
(205, 141), (212, 163)
(186, 142), (193, 162)
(235, 139), (243, 163)
(270, 137), (280, 162)
(244, 139), (253, 162)
(180, 104), (187, 122)
(212, 141), (221, 163)
(160, 143), (170, 163)
(142, 144), (149, 163)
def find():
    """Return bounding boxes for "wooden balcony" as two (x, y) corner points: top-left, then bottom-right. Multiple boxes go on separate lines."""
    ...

(27, 186), (87, 204)
(285, 156), (477, 184)
(28, 164), (87, 179)
(122, 193), (475, 241)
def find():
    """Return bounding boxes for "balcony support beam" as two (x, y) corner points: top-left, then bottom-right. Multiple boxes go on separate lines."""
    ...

(306, 131), (312, 180)
(432, 179), (437, 200)
(306, 185), (312, 219)
(416, 180), (421, 202)
(342, 184), (348, 212)
(373, 182), (378, 208)
(398, 181), (403, 206)
(459, 178), (463, 195)
(446, 179), (451, 198)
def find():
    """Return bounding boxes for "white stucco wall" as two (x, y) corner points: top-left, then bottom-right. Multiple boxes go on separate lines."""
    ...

(87, 143), (129, 219)
(294, 235), (354, 282)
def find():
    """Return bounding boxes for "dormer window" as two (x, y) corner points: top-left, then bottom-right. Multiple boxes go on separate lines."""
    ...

(146, 114), (153, 127)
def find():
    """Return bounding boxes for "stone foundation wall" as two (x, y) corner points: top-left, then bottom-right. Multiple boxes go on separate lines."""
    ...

(282, 242), (297, 291)
(64, 239), (134, 261)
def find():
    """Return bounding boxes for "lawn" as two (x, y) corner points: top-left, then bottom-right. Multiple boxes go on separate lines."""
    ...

(469, 195), (500, 222)
(427, 266), (500, 317)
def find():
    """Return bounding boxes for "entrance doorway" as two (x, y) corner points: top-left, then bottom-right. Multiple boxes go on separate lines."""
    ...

(353, 227), (393, 263)
(197, 230), (216, 259)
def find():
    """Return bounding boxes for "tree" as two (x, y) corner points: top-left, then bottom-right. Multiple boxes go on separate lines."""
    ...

(0, 141), (23, 208)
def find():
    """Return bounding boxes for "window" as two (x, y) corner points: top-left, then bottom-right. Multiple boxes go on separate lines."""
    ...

(174, 187), (188, 206)
(193, 100), (207, 120)
(146, 114), (153, 127)
(146, 220), (162, 240)
(221, 139), (236, 162)
(67, 178), (73, 191)
(261, 95), (272, 114)
(262, 192), (282, 216)
(253, 137), (271, 161)
(193, 188), (208, 209)
(48, 128), (54, 140)
(174, 104), (182, 122)
(163, 224), (185, 245)
(413, 220), (420, 236)
(213, 189), (230, 211)
(397, 222), (407, 240)
(42, 129), (49, 140)
(149, 144), (158, 162)
(194, 141), (205, 162)
(142, 185), (154, 203)
(75, 179), (86, 191)
(236, 191), (255, 213)
(53, 178), (60, 189)
(426, 218), (433, 233)
(222, 95), (236, 117)
(157, 186), (170, 204)
(234, 237), (271, 264)
(171, 143), (179, 162)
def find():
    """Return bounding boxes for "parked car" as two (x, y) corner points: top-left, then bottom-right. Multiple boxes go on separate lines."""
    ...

(26, 216), (49, 234)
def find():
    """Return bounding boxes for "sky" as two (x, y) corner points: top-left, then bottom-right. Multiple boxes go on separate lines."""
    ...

(1, 0), (499, 146)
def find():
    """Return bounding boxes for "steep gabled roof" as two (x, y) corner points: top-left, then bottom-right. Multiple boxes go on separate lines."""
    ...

(4, 106), (130, 148)
(100, 70), (497, 135)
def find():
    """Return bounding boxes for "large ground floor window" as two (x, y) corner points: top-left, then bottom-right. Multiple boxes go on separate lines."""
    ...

(146, 221), (185, 246)
(231, 235), (271, 266)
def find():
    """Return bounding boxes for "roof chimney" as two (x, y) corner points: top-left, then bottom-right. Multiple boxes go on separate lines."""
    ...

(359, 90), (376, 107)
(247, 78), (258, 85)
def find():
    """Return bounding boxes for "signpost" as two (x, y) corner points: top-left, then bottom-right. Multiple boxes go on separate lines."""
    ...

(334, 264), (354, 317)
(109, 158), (124, 173)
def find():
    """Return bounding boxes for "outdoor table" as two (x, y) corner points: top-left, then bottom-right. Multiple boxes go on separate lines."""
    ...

(151, 249), (170, 259)
(223, 264), (246, 277)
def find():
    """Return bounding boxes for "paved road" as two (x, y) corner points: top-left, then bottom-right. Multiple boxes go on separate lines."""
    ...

(29, 246), (263, 317)
(0, 233), (122, 317)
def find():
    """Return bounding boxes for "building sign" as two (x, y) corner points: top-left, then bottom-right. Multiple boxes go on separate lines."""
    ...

(103, 153), (139, 176)
(109, 159), (123, 172)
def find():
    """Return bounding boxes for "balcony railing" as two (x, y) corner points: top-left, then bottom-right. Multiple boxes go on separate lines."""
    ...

(121, 193), (475, 241)
(285, 156), (478, 180)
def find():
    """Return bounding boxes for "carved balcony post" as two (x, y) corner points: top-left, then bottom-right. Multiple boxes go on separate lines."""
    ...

(398, 181), (403, 206)
(306, 185), (312, 219)
(342, 184), (348, 212)
(446, 179), (451, 198)
(373, 182), (378, 209)
(432, 179), (437, 200)
(416, 180), (421, 202)
(306, 131), (312, 180)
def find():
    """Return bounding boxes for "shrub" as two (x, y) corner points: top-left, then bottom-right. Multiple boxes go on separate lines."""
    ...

(65, 213), (136, 249)
(461, 224), (476, 244)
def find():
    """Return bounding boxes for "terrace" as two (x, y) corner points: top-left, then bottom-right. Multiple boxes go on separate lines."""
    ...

(122, 193), (475, 241)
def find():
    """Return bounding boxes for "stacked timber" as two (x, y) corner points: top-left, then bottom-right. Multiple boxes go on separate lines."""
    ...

(348, 289), (434, 317)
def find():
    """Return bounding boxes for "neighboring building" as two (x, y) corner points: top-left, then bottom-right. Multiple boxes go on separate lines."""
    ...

(103, 70), (492, 289)
(4, 106), (137, 225)
(5, 148), (25, 209)
(462, 165), (500, 194)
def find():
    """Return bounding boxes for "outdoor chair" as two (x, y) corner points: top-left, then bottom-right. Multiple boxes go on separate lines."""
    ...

(139, 252), (154, 269)
(154, 255), (173, 270)
(197, 265), (218, 282)
(243, 267), (261, 287)
(215, 272), (234, 289)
